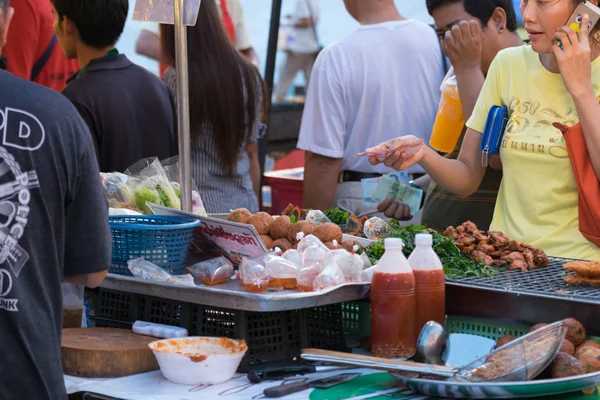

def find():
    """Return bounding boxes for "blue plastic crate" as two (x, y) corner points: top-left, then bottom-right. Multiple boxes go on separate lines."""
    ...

(109, 215), (200, 276)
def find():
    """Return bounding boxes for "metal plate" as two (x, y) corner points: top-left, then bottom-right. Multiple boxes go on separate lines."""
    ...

(392, 371), (600, 399)
(447, 257), (600, 305)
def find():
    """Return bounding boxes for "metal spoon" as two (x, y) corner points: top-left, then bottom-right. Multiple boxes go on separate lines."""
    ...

(414, 321), (449, 365)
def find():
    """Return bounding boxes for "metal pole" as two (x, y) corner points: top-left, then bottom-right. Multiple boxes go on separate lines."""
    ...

(258, 0), (283, 210)
(174, 0), (193, 212)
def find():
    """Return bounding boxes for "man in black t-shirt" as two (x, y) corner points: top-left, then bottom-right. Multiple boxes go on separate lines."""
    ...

(54, 0), (177, 172)
(0, 69), (111, 398)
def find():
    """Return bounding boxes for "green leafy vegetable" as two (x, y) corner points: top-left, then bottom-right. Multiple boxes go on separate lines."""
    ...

(325, 207), (350, 226)
(365, 221), (497, 279)
(290, 215), (298, 224)
(134, 187), (161, 214)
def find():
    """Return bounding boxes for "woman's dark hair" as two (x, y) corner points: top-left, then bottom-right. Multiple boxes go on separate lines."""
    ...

(161, 0), (267, 176)
(426, 0), (518, 32)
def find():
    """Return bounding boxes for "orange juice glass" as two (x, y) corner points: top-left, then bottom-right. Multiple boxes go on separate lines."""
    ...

(429, 76), (465, 153)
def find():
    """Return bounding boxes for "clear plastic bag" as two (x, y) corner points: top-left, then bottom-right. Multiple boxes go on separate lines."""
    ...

(128, 258), (171, 282)
(328, 251), (363, 283)
(302, 245), (328, 269)
(265, 256), (299, 289)
(166, 274), (196, 287)
(282, 249), (302, 267)
(313, 262), (345, 291)
(305, 210), (332, 226)
(126, 158), (181, 213)
(240, 258), (270, 293)
(363, 217), (392, 240)
(161, 156), (207, 216)
(297, 234), (329, 254)
(187, 256), (234, 285)
(361, 265), (377, 283)
(297, 263), (325, 292)
(62, 283), (84, 328)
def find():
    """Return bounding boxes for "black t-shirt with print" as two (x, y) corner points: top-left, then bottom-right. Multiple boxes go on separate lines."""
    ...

(0, 70), (111, 399)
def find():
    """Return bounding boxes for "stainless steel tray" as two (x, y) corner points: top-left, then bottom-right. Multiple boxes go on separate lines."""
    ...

(392, 371), (600, 399)
(100, 273), (369, 312)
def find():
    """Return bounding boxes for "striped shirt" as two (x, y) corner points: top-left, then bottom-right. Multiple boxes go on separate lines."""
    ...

(163, 67), (264, 213)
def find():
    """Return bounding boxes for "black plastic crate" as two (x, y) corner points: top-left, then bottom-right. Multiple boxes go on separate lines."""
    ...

(92, 288), (352, 370)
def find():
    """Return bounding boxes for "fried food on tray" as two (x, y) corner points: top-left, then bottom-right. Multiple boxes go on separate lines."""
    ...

(314, 223), (343, 244)
(495, 335), (516, 349)
(530, 323), (548, 333)
(260, 235), (273, 249)
(270, 238), (293, 252)
(551, 353), (585, 378)
(249, 212), (274, 235)
(269, 215), (292, 240)
(575, 346), (600, 373)
(228, 208), (252, 223)
(287, 220), (315, 244)
(564, 261), (600, 279)
(564, 274), (600, 287)
(559, 340), (575, 356)
(443, 222), (549, 272)
(564, 318), (586, 347)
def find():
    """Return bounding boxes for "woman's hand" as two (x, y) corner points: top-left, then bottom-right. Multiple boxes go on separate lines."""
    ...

(366, 135), (425, 171)
(552, 14), (595, 97)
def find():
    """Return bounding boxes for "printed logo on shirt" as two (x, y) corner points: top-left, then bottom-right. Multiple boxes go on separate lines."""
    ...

(0, 107), (44, 312)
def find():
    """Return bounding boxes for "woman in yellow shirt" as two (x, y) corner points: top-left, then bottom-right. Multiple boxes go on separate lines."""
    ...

(369, 0), (600, 260)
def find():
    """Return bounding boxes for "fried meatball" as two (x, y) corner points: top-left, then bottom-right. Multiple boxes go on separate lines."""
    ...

(577, 340), (600, 354)
(564, 318), (586, 347)
(228, 208), (252, 224)
(341, 215), (362, 236)
(325, 241), (341, 250)
(313, 223), (343, 244)
(269, 216), (292, 240)
(270, 238), (293, 252)
(529, 323), (548, 333)
(261, 235), (273, 249)
(575, 346), (600, 373)
(551, 353), (586, 378)
(495, 335), (517, 349)
(287, 220), (315, 244)
(249, 212), (274, 235)
(560, 340), (576, 356)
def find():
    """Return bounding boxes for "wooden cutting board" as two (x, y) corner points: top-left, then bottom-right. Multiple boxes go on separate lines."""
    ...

(62, 328), (159, 378)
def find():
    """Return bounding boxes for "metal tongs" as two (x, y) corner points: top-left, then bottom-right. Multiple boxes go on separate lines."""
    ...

(302, 321), (567, 383)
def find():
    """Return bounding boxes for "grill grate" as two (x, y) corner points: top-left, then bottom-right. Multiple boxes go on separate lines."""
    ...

(448, 257), (600, 303)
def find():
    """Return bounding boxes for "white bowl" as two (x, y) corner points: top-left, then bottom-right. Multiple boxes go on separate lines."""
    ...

(148, 337), (247, 385)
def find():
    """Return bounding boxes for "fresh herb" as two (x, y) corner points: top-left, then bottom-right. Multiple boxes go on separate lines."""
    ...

(365, 221), (497, 279)
(290, 215), (298, 224)
(325, 207), (350, 226)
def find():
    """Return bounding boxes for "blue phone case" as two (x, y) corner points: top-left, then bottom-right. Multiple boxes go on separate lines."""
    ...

(480, 105), (508, 167)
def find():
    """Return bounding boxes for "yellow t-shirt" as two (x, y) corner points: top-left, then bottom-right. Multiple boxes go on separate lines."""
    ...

(467, 45), (600, 260)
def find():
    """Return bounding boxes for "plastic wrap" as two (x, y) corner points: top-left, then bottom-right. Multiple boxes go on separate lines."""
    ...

(240, 258), (270, 293)
(166, 274), (196, 287)
(162, 156), (207, 216)
(313, 262), (345, 291)
(282, 249), (302, 267)
(128, 258), (171, 282)
(62, 283), (84, 328)
(363, 217), (392, 240)
(305, 210), (332, 226)
(265, 256), (299, 289)
(328, 251), (363, 283)
(126, 158), (182, 213)
(187, 256), (234, 285)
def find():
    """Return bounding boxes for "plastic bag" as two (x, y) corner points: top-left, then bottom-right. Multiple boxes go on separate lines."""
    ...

(282, 249), (302, 267)
(302, 245), (328, 269)
(313, 262), (345, 291)
(128, 258), (171, 282)
(297, 263), (325, 292)
(297, 234), (329, 254)
(62, 283), (84, 328)
(328, 251), (363, 283)
(101, 172), (135, 203)
(265, 256), (299, 289)
(363, 217), (391, 240)
(126, 158), (181, 213)
(361, 265), (377, 283)
(187, 256), (234, 285)
(161, 156), (207, 216)
(167, 274), (196, 287)
(360, 252), (372, 269)
(240, 258), (270, 293)
(305, 210), (332, 226)
(109, 207), (142, 216)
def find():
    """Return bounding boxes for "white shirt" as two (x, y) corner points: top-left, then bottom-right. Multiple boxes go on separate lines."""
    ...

(288, 0), (320, 54)
(297, 20), (444, 175)
(215, 0), (253, 50)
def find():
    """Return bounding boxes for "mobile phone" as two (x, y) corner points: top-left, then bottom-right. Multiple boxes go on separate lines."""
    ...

(557, 1), (600, 49)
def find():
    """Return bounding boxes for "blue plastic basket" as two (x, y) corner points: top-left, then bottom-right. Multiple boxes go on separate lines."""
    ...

(109, 215), (200, 276)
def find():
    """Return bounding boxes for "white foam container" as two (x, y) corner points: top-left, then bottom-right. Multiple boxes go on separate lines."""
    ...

(148, 337), (247, 385)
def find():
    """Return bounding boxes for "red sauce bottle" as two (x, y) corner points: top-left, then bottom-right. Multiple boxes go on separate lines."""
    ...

(370, 238), (416, 359)
(408, 234), (446, 334)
